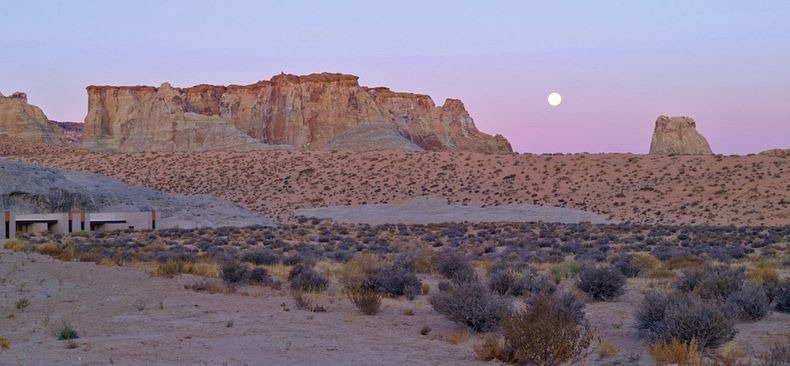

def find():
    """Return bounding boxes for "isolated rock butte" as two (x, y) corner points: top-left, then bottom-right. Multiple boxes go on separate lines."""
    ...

(82, 73), (512, 153)
(0, 92), (64, 144)
(649, 115), (713, 155)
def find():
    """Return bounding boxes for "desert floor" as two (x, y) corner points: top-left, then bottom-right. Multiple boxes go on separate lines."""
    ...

(2, 249), (787, 365)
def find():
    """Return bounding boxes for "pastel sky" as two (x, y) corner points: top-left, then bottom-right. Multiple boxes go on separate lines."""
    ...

(1, 1), (788, 154)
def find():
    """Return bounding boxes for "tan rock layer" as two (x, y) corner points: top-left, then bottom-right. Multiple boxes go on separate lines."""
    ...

(0, 92), (64, 144)
(82, 73), (512, 153)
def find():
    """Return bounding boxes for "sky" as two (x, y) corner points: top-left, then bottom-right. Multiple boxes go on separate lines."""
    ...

(1, 1), (788, 154)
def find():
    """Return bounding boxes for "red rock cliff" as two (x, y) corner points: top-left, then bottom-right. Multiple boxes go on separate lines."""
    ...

(82, 73), (512, 153)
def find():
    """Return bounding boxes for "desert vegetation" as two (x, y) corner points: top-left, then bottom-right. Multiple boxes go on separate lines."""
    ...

(3, 219), (788, 364)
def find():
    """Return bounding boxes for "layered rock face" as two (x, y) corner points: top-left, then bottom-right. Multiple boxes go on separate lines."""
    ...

(0, 92), (64, 144)
(649, 115), (713, 155)
(82, 73), (512, 153)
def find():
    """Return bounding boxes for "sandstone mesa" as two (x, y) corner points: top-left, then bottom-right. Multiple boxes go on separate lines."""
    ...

(81, 73), (513, 153)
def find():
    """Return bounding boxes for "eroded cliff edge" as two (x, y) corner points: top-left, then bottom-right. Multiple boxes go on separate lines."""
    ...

(82, 73), (513, 153)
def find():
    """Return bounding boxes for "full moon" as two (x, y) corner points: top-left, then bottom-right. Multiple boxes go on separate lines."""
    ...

(547, 92), (562, 107)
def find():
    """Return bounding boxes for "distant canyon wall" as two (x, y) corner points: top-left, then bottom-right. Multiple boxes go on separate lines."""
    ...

(81, 73), (513, 153)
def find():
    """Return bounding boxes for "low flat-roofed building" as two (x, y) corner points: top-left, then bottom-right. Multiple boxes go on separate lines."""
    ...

(1, 211), (155, 240)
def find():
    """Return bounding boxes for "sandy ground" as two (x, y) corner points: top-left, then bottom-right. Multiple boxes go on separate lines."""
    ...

(295, 197), (613, 225)
(1, 139), (787, 226)
(0, 249), (482, 366)
(2, 249), (787, 365)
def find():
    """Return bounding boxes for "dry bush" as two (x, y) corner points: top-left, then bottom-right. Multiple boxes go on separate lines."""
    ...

(716, 343), (749, 366)
(291, 291), (327, 312)
(152, 260), (218, 278)
(445, 330), (470, 345)
(346, 288), (381, 315)
(632, 254), (661, 274)
(502, 292), (594, 365)
(337, 253), (382, 289)
(747, 261), (779, 286)
(288, 264), (329, 292)
(636, 291), (735, 349)
(649, 338), (703, 366)
(598, 339), (618, 359)
(577, 265), (626, 301)
(184, 280), (228, 294)
(429, 280), (510, 332)
(3, 239), (27, 252)
(474, 334), (510, 362)
(221, 260), (250, 285)
(760, 343), (790, 366)
(35, 242), (62, 256)
(726, 283), (770, 321)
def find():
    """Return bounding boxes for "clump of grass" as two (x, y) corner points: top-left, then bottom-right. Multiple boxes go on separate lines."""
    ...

(58, 323), (79, 340)
(150, 260), (218, 278)
(598, 339), (618, 359)
(549, 260), (582, 284)
(648, 338), (702, 366)
(15, 298), (30, 311)
(474, 334), (509, 362)
(445, 330), (470, 345)
(0, 336), (9, 350)
(748, 261), (779, 286)
(34, 242), (62, 256)
(291, 291), (327, 312)
(346, 288), (381, 315)
(3, 239), (27, 252)
(184, 280), (228, 294)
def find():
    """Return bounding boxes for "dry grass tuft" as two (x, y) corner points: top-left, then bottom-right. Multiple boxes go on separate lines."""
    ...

(748, 261), (779, 286)
(346, 288), (381, 315)
(264, 263), (294, 281)
(716, 343), (749, 366)
(598, 339), (618, 359)
(0, 336), (9, 350)
(35, 242), (62, 256)
(150, 261), (218, 278)
(3, 239), (27, 252)
(445, 330), (471, 345)
(474, 334), (508, 361)
(337, 253), (382, 289)
(649, 338), (703, 366)
(184, 281), (228, 294)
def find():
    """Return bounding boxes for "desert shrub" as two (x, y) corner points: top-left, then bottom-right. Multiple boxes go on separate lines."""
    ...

(577, 266), (625, 301)
(632, 254), (661, 274)
(636, 291), (736, 348)
(347, 288), (382, 315)
(473, 334), (511, 362)
(771, 278), (790, 313)
(725, 283), (770, 321)
(221, 261), (250, 285)
(35, 242), (62, 256)
(151, 260), (219, 278)
(0, 336), (8, 350)
(677, 266), (745, 301)
(429, 279), (510, 332)
(488, 269), (528, 296)
(247, 267), (270, 284)
(435, 250), (477, 283)
(337, 253), (382, 289)
(3, 239), (28, 252)
(760, 343), (790, 366)
(288, 264), (328, 292)
(372, 264), (421, 300)
(525, 289), (586, 323)
(58, 323), (79, 340)
(502, 292), (594, 365)
(548, 260), (582, 283)
(241, 249), (278, 265)
(613, 257), (641, 277)
(649, 338), (703, 366)
(290, 291), (326, 312)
